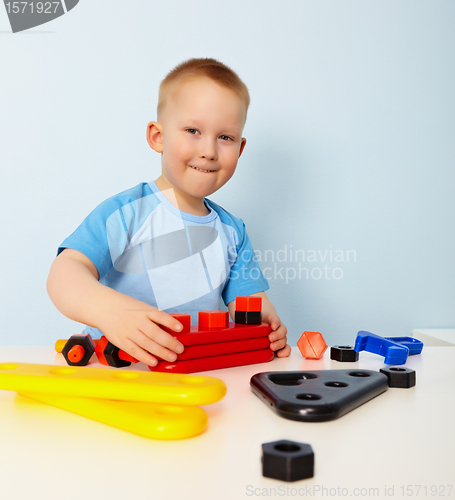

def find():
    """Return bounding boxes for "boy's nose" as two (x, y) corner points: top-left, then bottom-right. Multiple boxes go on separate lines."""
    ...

(199, 140), (217, 161)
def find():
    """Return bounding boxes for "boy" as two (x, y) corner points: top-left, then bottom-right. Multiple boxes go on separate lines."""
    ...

(47, 58), (291, 366)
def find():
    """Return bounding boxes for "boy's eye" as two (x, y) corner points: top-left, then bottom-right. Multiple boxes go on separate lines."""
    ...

(219, 135), (232, 141)
(186, 128), (199, 135)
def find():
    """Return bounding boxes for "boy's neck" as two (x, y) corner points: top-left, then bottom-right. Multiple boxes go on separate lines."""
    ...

(154, 176), (210, 217)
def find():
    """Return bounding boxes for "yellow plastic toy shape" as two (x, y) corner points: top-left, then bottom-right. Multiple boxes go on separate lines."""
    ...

(19, 391), (208, 440)
(0, 362), (226, 405)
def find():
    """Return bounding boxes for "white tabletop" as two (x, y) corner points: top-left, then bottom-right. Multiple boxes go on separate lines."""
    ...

(1, 346), (454, 500)
(413, 329), (455, 346)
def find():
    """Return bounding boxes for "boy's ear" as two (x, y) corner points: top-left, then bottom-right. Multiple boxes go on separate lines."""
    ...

(238, 137), (247, 158)
(147, 121), (163, 153)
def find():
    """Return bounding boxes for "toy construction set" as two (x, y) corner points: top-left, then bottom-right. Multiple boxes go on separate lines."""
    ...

(0, 296), (423, 483)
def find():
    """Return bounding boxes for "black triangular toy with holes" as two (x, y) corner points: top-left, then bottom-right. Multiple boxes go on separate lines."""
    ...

(250, 370), (388, 422)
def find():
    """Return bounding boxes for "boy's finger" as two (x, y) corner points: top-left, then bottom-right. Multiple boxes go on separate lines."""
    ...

(147, 309), (184, 332)
(125, 334), (179, 364)
(270, 338), (287, 351)
(118, 340), (161, 366)
(263, 313), (283, 332)
(276, 344), (292, 358)
(269, 326), (286, 342)
(136, 335), (181, 363)
(140, 322), (184, 354)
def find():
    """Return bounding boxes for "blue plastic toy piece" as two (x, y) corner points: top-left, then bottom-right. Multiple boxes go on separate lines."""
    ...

(354, 331), (409, 365)
(385, 337), (424, 356)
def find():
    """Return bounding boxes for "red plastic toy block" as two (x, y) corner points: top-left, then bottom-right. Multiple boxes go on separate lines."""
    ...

(236, 296), (262, 312)
(161, 313), (192, 334)
(297, 331), (328, 359)
(198, 310), (230, 329)
(149, 348), (275, 373)
(94, 336), (112, 366)
(172, 322), (271, 346)
(118, 350), (139, 363)
(157, 336), (271, 361)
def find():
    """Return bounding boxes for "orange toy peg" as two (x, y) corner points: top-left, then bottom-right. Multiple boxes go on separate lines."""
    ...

(67, 345), (86, 364)
(55, 337), (100, 354)
(234, 296), (262, 325)
(235, 296), (262, 312)
(54, 339), (67, 354)
(198, 310), (230, 329)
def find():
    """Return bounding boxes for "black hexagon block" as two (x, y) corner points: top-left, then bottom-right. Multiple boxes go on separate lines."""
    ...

(330, 345), (359, 362)
(62, 334), (95, 366)
(380, 366), (416, 388)
(262, 440), (314, 482)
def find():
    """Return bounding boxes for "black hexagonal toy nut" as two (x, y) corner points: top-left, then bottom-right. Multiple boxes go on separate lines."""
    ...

(262, 440), (314, 482)
(62, 334), (96, 366)
(104, 342), (132, 368)
(380, 366), (416, 388)
(330, 345), (359, 362)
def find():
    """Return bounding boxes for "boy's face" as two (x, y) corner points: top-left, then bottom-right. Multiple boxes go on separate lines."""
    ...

(151, 76), (247, 204)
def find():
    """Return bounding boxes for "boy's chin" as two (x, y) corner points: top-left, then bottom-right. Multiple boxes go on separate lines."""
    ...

(188, 186), (217, 199)
(187, 180), (222, 198)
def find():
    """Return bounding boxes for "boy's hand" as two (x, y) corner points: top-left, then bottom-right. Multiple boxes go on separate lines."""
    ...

(228, 292), (291, 358)
(47, 249), (184, 367)
(97, 298), (185, 366)
(261, 309), (291, 358)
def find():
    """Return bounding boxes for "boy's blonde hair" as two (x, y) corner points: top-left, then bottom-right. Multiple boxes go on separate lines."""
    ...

(157, 58), (250, 120)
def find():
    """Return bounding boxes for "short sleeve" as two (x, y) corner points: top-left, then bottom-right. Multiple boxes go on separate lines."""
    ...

(58, 202), (116, 279)
(57, 183), (155, 280)
(221, 220), (269, 305)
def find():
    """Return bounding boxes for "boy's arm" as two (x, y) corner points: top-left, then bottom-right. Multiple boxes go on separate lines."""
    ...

(227, 291), (291, 358)
(47, 249), (184, 366)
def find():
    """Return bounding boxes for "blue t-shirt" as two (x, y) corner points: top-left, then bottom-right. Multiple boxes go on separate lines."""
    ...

(58, 181), (268, 334)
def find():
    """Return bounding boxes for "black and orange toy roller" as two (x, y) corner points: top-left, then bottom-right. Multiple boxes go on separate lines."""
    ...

(95, 336), (139, 368)
(55, 334), (96, 366)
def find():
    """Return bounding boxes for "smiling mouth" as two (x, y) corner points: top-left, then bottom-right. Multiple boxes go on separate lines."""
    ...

(190, 166), (216, 173)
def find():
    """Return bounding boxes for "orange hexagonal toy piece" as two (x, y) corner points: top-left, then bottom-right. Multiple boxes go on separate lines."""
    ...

(297, 331), (328, 359)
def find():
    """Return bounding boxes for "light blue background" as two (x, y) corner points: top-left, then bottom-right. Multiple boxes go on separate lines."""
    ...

(1, 1), (454, 346)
